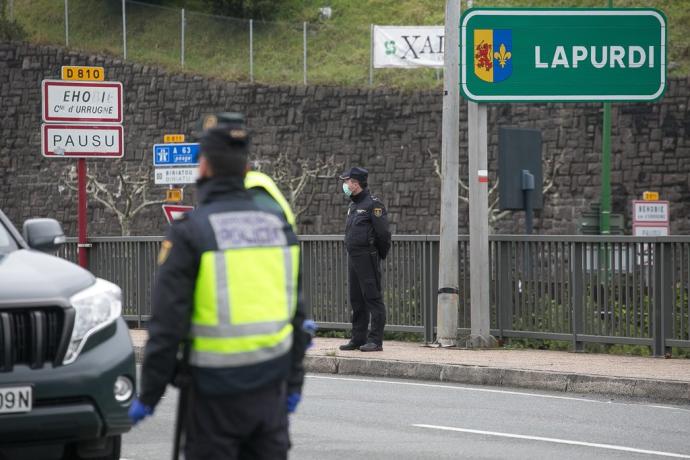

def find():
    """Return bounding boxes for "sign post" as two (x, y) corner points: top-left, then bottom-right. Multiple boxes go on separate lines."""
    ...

(458, 7), (666, 348)
(41, 70), (124, 269)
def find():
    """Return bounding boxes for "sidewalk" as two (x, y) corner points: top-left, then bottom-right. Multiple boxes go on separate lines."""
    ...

(128, 330), (690, 403)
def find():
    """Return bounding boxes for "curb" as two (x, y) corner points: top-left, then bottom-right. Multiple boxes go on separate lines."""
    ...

(132, 346), (690, 403)
(304, 355), (690, 403)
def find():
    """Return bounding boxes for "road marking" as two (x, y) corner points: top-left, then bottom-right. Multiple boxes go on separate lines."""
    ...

(412, 424), (690, 459)
(307, 375), (690, 412)
(309, 375), (602, 403)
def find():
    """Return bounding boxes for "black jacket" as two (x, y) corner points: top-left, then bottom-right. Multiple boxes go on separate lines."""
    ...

(344, 188), (391, 259)
(139, 176), (308, 407)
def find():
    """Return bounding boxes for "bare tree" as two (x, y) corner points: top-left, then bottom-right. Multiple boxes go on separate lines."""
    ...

(428, 148), (564, 230)
(59, 161), (166, 236)
(251, 152), (343, 220)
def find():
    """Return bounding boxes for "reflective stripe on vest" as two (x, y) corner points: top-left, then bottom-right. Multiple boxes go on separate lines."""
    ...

(190, 238), (300, 368)
(245, 171), (296, 229)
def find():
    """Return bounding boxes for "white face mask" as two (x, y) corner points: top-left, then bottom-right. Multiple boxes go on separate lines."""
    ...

(342, 182), (352, 197)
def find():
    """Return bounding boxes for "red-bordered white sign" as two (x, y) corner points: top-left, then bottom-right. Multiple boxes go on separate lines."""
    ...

(42, 80), (123, 124)
(41, 124), (124, 158)
(162, 205), (194, 224)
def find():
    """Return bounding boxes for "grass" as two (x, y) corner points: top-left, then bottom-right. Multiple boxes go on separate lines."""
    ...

(11, 0), (689, 88)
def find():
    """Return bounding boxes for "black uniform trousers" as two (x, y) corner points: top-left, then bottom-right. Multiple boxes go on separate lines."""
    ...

(348, 250), (386, 345)
(184, 381), (289, 460)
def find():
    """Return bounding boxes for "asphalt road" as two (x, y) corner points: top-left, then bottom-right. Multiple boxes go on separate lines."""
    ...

(122, 373), (690, 460)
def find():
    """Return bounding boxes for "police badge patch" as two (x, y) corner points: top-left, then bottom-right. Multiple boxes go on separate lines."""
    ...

(373, 208), (383, 217)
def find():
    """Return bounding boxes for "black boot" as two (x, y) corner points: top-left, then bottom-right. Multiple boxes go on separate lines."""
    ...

(339, 341), (364, 351)
(359, 342), (383, 352)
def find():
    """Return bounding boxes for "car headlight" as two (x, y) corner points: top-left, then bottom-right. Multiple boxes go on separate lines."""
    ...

(63, 278), (122, 365)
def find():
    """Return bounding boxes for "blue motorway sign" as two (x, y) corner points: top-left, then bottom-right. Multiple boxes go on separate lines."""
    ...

(153, 143), (200, 166)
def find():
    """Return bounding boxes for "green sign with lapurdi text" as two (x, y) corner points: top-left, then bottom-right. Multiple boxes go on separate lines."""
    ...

(460, 8), (667, 102)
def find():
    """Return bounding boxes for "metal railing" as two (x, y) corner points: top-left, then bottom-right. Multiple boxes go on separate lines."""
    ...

(57, 235), (690, 355)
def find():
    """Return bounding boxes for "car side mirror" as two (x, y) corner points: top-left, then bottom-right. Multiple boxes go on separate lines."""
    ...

(22, 218), (66, 252)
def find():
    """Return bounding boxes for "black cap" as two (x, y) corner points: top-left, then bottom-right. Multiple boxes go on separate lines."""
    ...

(199, 112), (250, 154)
(339, 166), (368, 183)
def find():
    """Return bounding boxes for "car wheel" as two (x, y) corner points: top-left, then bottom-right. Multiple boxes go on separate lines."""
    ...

(63, 435), (121, 460)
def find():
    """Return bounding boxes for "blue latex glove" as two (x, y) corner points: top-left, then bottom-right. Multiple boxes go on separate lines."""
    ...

(286, 392), (301, 414)
(302, 319), (318, 349)
(128, 398), (154, 425)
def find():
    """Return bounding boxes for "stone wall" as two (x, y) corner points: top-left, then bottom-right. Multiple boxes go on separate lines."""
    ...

(1, 41), (689, 236)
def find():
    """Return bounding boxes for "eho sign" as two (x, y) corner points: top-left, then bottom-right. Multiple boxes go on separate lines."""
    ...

(460, 9), (667, 102)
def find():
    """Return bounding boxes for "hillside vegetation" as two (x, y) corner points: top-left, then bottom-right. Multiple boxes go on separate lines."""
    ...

(9, 0), (689, 88)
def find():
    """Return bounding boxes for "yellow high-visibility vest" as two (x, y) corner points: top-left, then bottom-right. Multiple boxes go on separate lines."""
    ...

(189, 177), (299, 368)
(245, 171), (296, 230)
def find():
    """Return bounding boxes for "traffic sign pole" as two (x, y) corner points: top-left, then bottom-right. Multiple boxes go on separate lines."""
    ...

(600, 0), (613, 235)
(77, 158), (88, 268)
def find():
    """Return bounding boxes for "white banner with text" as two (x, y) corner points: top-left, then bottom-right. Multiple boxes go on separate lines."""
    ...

(373, 26), (444, 68)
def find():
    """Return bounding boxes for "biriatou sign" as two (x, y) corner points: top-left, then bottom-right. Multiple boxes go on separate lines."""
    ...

(460, 9), (667, 102)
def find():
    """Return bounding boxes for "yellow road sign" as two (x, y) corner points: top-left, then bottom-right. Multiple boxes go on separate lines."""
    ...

(643, 191), (659, 201)
(164, 134), (186, 143)
(166, 188), (184, 202)
(61, 66), (105, 81)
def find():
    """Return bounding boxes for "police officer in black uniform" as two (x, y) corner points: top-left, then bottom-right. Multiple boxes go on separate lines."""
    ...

(129, 113), (310, 460)
(339, 167), (391, 352)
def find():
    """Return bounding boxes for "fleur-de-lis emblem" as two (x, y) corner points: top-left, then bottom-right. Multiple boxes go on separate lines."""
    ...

(493, 43), (511, 68)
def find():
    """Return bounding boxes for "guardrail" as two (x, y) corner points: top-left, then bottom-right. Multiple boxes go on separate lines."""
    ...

(58, 235), (690, 355)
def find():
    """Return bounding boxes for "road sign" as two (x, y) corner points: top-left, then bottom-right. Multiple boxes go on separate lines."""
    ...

(61, 66), (105, 81)
(154, 167), (199, 185)
(42, 124), (124, 158)
(632, 200), (669, 223)
(164, 134), (185, 143)
(633, 224), (669, 237)
(153, 143), (200, 167)
(42, 80), (123, 123)
(166, 188), (184, 202)
(642, 191), (660, 201)
(460, 9), (666, 102)
(162, 204), (194, 224)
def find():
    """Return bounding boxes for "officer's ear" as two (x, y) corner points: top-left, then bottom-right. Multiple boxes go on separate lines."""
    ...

(199, 156), (214, 178)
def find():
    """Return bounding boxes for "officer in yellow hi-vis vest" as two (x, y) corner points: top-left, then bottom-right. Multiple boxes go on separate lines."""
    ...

(130, 113), (310, 460)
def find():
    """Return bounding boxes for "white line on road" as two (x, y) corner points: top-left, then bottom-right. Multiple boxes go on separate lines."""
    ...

(413, 424), (690, 459)
(307, 375), (690, 412)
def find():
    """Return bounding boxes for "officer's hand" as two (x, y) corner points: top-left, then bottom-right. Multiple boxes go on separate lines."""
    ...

(128, 398), (154, 425)
(286, 392), (301, 414)
(302, 319), (318, 349)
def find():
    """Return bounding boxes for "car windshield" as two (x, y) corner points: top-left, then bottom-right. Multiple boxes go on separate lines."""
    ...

(0, 220), (19, 255)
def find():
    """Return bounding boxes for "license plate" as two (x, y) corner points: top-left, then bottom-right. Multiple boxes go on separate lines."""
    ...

(0, 386), (32, 414)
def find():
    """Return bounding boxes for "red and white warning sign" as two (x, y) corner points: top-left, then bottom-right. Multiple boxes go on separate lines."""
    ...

(42, 80), (123, 124)
(41, 124), (124, 158)
(162, 204), (194, 224)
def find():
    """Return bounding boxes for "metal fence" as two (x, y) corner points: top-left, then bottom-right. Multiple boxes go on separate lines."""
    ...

(57, 234), (690, 355)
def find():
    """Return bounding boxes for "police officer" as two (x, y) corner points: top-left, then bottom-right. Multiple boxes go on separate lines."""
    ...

(339, 167), (391, 352)
(128, 113), (309, 460)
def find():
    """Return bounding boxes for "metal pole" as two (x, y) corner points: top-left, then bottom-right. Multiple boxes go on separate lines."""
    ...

(600, 0), (613, 234)
(77, 159), (88, 269)
(436, 0), (460, 347)
(180, 8), (185, 67)
(303, 21), (307, 85)
(64, 0), (69, 47)
(122, 0), (127, 60)
(468, 102), (495, 347)
(8, 0), (13, 21)
(369, 24), (374, 86)
(249, 19), (254, 83)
